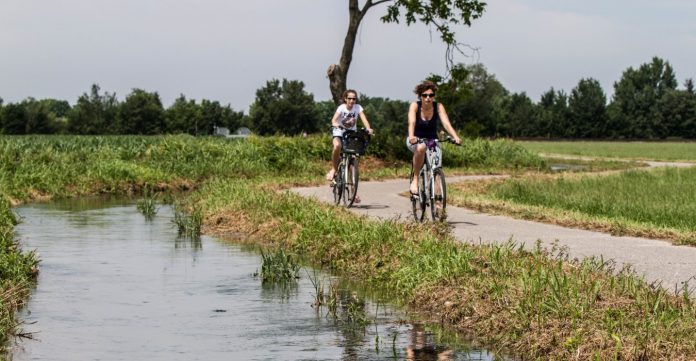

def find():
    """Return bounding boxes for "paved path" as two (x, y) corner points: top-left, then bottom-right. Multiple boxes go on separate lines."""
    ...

(292, 163), (696, 294)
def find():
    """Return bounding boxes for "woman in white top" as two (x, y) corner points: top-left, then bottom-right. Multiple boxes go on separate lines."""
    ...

(326, 90), (373, 201)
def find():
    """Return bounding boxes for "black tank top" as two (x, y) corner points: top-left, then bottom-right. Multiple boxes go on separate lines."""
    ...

(414, 101), (439, 139)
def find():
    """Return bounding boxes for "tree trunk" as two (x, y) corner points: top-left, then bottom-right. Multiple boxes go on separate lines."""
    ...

(327, 0), (374, 105)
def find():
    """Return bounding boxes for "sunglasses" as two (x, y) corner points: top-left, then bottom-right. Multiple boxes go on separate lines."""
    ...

(346, 97), (357, 101)
(421, 93), (435, 98)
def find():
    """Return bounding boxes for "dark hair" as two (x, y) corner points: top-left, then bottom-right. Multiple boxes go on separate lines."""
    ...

(414, 81), (438, 96)
(342, 89), (358, 102)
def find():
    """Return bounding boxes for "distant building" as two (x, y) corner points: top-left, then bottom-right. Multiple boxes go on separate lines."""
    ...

(213, 126), (252, 138)
(213, 126), (230, 137)
(234, 127), (252, 137)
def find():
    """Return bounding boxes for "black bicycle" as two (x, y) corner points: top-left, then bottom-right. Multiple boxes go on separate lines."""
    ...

(332, 128), (370, 207)
(410, 136), (458, 222)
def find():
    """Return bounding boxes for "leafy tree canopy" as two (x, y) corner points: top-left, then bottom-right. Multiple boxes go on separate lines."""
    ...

(119, 88), (165, 135)
(68, 84), (120, 135)
(327, 0), (486, 104)
(249, 79), (321, 135)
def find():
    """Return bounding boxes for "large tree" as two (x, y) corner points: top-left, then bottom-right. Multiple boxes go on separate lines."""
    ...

(327, 0), (486, 105)
(568, 78), (607, 138)
(68, 84), (120, 134)
(429, 63), (507, 137)
(119, 89), (165, 135)
(1, 103), (28, 134)
(249, 79), (321, 135)
(607, 57), (677, 138)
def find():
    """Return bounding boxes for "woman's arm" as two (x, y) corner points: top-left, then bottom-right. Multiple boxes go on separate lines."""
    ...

(407, 102), (418, 144)
(358, 111), (373, 133)
(330, 108), (341, 128)
(438, 103), (461, 144)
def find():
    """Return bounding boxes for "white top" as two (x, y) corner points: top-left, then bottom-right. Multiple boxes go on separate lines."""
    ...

(335, 104), (363, 131)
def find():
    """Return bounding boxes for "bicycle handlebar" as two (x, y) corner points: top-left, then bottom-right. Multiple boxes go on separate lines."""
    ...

(414, 136), (461, 146)
(330, 126), (374, 137)
(444, 135), (461, 146)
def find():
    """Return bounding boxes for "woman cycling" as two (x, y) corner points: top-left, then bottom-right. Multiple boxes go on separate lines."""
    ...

(326, 89), (373, 182)
(407, 81), (461, 195)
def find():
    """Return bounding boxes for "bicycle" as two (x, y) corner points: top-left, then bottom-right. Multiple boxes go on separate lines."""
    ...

(409, 136), (459, 222)
(331, 128), (370, 208)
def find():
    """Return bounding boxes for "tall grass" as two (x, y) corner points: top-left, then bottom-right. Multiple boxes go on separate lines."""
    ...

(0, 135), (545, 203)
(518, 140), (696, 161)
(443, 138), (546, 170)
(0, 199), (39, 352)
(259, 249), (300, 284)
(0, 135), (329, 201)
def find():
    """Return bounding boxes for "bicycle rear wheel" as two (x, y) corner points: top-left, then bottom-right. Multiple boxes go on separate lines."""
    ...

(410, 171), (427, 222)
(430, 168), (447, 221)
(332, 164), (344, 205)
(344, 157), (359, 207)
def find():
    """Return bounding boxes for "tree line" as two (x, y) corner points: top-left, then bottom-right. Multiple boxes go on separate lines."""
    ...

(1, 57), (694, 139)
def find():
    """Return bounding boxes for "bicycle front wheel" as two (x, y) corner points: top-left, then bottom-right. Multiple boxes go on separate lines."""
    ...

(332, 164), (344, 205)
(430, 169), (447, 221)
(344, 157), (359, 207)
(410, 171), (427, 222)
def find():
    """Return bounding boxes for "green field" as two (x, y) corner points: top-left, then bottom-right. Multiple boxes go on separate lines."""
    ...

(518, 140), (696, 161)
(450, 167), (696, 244)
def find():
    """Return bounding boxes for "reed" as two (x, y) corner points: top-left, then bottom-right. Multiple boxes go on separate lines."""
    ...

(136, 198), (157, 219)
(259, 249), (300, 284)
(0, 199), (39, 352)
(172, 206), (202, 239)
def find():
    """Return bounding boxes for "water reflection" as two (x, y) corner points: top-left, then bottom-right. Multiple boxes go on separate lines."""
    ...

(10, 199), (502, 361)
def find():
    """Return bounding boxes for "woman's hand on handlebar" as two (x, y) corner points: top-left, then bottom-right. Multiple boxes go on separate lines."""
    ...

(445, 135), (462, 146)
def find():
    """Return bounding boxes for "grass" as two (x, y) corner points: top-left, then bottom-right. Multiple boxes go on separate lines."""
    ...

(0, 135), (546, 203)
(0, 199), (39, 353)
(448, 166), (696, 245)
(172, 205), (203, 240)
(136, 198), (157, 219)
(518, 140), (696, 162)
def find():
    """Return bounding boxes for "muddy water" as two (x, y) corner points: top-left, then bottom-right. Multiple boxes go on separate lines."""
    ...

(10, 198), (499, 360)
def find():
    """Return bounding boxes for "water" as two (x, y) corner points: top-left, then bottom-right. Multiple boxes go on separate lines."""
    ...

(10, 198), (499, 360)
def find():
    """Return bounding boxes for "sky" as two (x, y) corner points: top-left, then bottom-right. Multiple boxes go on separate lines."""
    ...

(1, 1), (695, 113)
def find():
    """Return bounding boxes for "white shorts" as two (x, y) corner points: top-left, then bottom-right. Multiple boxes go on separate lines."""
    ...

(332, 127), (356, 138)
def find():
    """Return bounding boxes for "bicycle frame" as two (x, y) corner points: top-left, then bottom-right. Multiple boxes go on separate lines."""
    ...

(332, 129), (366, 208)
(411, 138), (448, 222)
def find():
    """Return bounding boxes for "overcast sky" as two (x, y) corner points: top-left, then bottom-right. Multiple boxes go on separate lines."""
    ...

(2, 1), (695, 112)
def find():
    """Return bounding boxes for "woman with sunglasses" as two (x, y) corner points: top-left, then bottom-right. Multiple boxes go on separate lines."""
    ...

(407, 81), (461, 195)
(326, 90), (373, 201)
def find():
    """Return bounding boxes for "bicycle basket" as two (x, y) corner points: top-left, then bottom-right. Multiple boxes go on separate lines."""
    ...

(342, 131), (368, 155)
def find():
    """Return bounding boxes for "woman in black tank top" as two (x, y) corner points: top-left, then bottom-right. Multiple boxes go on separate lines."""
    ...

(407, 81), (461, 195)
